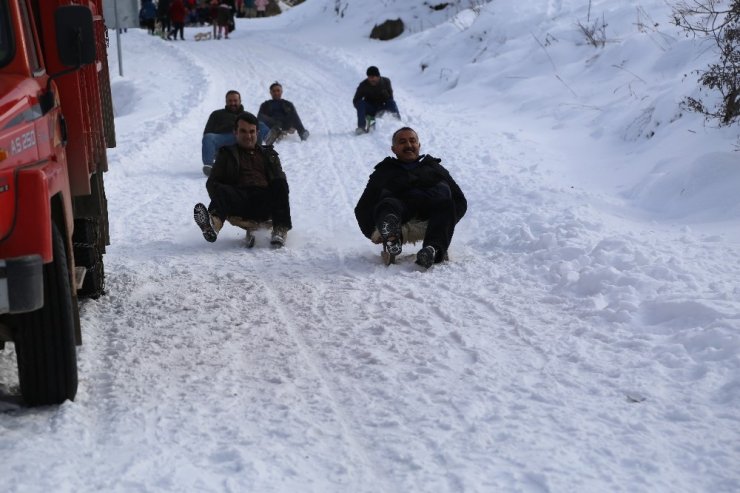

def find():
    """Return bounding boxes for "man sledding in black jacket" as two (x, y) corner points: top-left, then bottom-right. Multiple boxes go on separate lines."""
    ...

(354, 127), (467, 268)
(258, 81), (309, 145)
(352, 66), (400, 134)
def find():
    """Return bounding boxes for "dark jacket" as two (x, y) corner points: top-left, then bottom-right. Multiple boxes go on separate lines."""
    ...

(216, 4), (232, 25)
(169, 0), (187, 23)
(257, 99), (299, 129)
(354, 154), (467, 239)
(157, 0), (171, 17)
(207, 144), (292, 228)
(353, 77), (394, 107)
(140, 1), (156, 21)
(203, 104), (244, 134)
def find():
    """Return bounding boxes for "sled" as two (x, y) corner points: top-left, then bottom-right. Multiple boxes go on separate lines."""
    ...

(354, 116), (376, 136)
(226, 216), (274, 248)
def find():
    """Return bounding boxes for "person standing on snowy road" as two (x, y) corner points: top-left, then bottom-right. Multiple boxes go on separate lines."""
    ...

(167, 0), (187, 40)
(354, 127), (467, 268)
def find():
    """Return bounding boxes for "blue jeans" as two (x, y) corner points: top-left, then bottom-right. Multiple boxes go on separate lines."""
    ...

(258, 121), (270, 143)
(356, 100), (400, 128)
(202, 123), (270, 165)
(202, 133), (235, 165)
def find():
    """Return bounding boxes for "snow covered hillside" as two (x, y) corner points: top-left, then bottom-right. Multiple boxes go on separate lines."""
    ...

(1, 0), (739, 491)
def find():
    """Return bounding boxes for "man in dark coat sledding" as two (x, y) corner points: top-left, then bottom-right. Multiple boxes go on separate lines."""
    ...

(194, 112), (292, 247)
(354, 127), (467, 268)
(352, 66), (400, 134)
(257, 81), (310, 145)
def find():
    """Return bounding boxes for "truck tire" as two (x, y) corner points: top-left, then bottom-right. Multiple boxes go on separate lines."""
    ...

(73, 217), (105, 299)
(13, 223), (78, 406)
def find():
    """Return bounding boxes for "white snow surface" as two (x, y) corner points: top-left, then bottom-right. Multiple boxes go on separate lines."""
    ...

(2, 0), (740, 491)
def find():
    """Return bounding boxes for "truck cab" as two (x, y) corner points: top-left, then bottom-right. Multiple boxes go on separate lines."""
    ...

(0, 0), (115, 406)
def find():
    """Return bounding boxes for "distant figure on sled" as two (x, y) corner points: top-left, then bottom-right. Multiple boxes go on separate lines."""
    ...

(194, 112), (292, 248)
(258, 81), (310, 145)
(353, 66), (401, 135)
(354, 127), (467, 268)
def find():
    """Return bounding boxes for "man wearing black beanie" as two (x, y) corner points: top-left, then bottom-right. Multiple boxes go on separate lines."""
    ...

(352, 66), (401, 134)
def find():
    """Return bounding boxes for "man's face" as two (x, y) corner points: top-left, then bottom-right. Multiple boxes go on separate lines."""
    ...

(270, 85), (283, 100)
(367, 75), (380, 86)
(391, 130), (421, 162)
(225, 93), (241, 113)
(235, 120), (258, 150)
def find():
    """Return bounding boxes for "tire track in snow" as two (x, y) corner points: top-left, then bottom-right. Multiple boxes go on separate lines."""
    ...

(108, 33), (399, 482)
(253, 275), (394, 492)
(224, 35), (529, 488)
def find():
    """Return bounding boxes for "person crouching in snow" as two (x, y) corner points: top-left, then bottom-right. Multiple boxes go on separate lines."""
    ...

(202, 90), (269, 176)
(352, 65), (401, 134)
(258, 81), (310, 145)
(194, 112), (292, 247)
(354, 127), (467, 268)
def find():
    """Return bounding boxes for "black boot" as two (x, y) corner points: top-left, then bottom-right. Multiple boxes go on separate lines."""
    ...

(415, 245), (437, 269)
(379, 213), (402, 256)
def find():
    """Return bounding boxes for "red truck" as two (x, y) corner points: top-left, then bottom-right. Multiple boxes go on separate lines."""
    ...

(0, 0), (115, 406)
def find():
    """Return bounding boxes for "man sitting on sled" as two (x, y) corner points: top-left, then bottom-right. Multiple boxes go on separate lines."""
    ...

(194, 112), (292, 248)
(257, 81), (310, 146)
(354, 127), (467, 268)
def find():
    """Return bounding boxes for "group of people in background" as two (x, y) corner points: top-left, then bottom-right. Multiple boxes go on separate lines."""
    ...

(139, 0), (271, 41)
(193, 66), (467, 269)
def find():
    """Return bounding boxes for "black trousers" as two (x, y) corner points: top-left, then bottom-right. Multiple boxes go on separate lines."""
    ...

(168, 22), (184, 39)
(158, 16), (171, 33)
(374, 195), (457, 259)
(271, 113), (307, 134)
(289, 113), (307, 134)
(208, 182), (291, 229)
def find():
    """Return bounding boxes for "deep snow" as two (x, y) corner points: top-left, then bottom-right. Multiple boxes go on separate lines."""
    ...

(1, 0), (739, 491)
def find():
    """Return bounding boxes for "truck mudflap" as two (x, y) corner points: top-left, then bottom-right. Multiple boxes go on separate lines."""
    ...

(0, 255), (43, 314)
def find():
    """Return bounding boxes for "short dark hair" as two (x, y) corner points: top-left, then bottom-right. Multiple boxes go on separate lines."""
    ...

(234, 111), (259, 130)
(225, 89), (241, 99)
(366, 66), (380, 77)
(392, 127), (416, 144)
(269, 81), (282, 90)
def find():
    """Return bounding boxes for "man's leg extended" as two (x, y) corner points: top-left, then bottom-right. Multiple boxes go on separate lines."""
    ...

(379, 100), (401, 119)
(194, 203), (222, 242)
(374, 197), (409, 255)
(420, 197), (457, 262)
(259, 122), (270, 144)
(356, 100), (379, 129)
